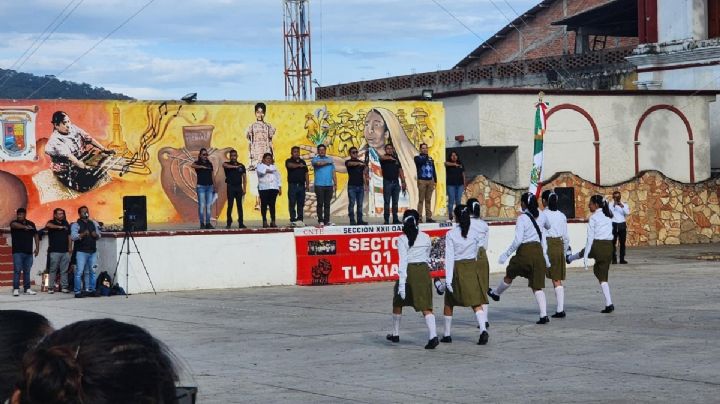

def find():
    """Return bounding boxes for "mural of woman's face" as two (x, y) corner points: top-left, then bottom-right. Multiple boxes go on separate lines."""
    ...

(364, 110), (387, 150)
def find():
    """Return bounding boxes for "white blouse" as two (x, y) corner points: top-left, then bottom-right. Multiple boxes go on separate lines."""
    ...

(256, 163), (281, 190)
(471, 217), (489, 251)
(397, 232), (432, 284)
(502, 211), (550, 267)
(610, 202), (630, 223)
(583, 209), (614, 260)
(445, 225), (480, 287)
(543, 209), (570, 253)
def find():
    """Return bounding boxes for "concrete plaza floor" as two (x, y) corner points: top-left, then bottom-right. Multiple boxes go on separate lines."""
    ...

(1, 242), (719, 403)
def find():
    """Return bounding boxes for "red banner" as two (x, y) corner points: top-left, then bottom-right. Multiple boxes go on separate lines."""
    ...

(295, 223), (452, 285)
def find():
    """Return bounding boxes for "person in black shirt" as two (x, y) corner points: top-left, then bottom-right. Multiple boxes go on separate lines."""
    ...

(414, 143), (437, 223)
(45, 208), (72, 293)
(9, 208), (39, 296)
(345, 147), (369, 225)
(285, 146), (309, 226)
(190, 148), (215, 229)
(380, 144), (407, 224)
(70, 206), (102, 298)
(445, 151), (466, 221)
(222, 150), (247, 229)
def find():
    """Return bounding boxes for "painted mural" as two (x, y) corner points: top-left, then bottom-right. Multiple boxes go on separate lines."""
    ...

(0, 100), (445, 226)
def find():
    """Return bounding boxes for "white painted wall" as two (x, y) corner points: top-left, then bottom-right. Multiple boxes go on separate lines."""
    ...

(657, 0), (708, 42)
(444, 95), (481, 147)
(443, 93), (712, 186)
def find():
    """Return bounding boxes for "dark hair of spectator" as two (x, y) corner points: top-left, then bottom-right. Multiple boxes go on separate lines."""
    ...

(316, 144), (326, 151)
(0, 311), (52, 402)
(402, 209), (420, 247)
(53, 208), (65, 216)
(77, 206), (88, 215)
(521, 192), (540, 218)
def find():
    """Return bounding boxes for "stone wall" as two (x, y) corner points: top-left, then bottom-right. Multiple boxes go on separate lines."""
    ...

(464, 170), (720, 246)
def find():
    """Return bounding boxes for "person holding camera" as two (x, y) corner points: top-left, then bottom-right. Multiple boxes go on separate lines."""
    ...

(70, 206), (101, 298)
(610, 191), (630, 264)
(45, 208), (72, 293)
(9, 208), (39, 297)
(223, 149), (247, 229)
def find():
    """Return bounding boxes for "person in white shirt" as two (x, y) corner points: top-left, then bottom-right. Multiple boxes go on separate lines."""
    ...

(443, 205), (489, 345)
(567, 194), (615, 313)
(387, 209), (438, 349)
(256, 153), (282, 228)
(489, 193), (552, 324)
(541, 190), (570, 318)
(610, 190), (630, 264)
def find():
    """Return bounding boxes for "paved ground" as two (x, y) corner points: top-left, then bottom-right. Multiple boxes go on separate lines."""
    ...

(1, 243), (719, 403)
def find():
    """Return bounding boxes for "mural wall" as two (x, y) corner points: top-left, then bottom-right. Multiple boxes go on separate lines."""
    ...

(0, 100), (445, 226)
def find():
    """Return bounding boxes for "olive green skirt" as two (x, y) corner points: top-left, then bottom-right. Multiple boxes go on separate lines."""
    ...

(506, 242), (546, 290)
(476, 248), (490, 301)
(583, 240), (613, 282)
(393, 263), (433, 312)
(444, 259), (487, 308)
(546, 237), (567, 281)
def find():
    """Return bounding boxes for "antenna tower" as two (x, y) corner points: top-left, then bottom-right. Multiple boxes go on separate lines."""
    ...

(283, 0), (312, 100)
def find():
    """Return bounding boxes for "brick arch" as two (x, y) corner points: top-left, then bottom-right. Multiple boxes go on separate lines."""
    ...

(545, 103), (601, 184)
(634, 105), (695, 182)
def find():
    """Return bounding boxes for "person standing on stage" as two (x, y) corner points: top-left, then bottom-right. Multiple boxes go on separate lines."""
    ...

(610, 190), (630, 264)
(414, 143), (437, 223)
(45, 208), (72, 293)
(256, 153), (281, 228)
(345, 146), (368, 226)
(445, 151), (465, 222)
(567, 195), (615, 313)
(380, 144), (407, 225)
(386, 209), (438, 349)
(541, 190), (570, 318)
(286, 146), (309, 227)
(10, 208), (39, 297)
(311, 144), (336, 226)
(246, 103), (276, 211)
(70, 206), (101, 298)
(489, 193), (552, 324)
(222, 150), (247, 229)
(191, 148), (215, 229)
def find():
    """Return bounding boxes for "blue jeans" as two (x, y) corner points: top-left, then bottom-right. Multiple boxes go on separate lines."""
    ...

(12, 253), (33, 290)
(347, 185), (365, 223)
(287, 183), (306, 221)
(75, 251), (98, 294)
(383, 179), (400, 222)
(196, 185), (214, 225)
(447, 185), (464, 218)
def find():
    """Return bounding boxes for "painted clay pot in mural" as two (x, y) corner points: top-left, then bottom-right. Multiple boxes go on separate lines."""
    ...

(0, 170), (28, 226)
(158, 125), (231, 223)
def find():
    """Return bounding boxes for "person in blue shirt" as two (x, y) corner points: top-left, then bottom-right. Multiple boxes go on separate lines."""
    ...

(311, 144), (337, 226)
(413, 143), (437, 223)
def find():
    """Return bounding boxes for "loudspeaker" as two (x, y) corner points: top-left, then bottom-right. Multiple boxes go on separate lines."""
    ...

(554, 187), (575, 219)
(122, 196), (147, 232)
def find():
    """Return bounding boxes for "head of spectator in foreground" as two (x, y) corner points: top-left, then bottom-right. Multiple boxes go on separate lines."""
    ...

(0, 311), (53, 403)
(12, 318), (178, 404)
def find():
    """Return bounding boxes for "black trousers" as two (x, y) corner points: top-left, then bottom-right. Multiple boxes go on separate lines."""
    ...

(226, 184), (244, 225)
(315, 186), (333, 224)
(259, 189), (279, 223)
(287, 182), (306, 221)
(612, 222), (627, 261)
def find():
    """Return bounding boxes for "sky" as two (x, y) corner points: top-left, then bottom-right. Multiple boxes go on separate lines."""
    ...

(0, 0), (536, 101)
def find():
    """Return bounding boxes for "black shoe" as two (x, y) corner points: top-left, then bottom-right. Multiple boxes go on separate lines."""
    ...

(74, 293), (84, 298)
(358, 220), (368, 226)
(601, 304), (615, 313)
(206, 224), (214, 229)
(225, 223), (232, 229)
(392, 219), (402, 225)
(200, 223), (206, 229)
(536, 316), (550, 324)
(478, 331), (489, 345)
(425, 218), (436, 223)
(487, 289), (500, 302)
(263, 221), (269, 228)
(566, 254), (573, 265)
(424, 337), (439, 349)
(486, 321), (490, 329)
(551, 311), (566, 318)
(620, 260), (628, 264)
(349, 221), (357, 226)
(90, 290), (100, 297)
(383, 221), (389, 225)
(440, 336), (452, 343)
(238, 223), (247, 229)
(386, 334), (399, 343)
(611, 258), (617, 264)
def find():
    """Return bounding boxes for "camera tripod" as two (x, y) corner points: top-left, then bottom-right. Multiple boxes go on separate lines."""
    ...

(111, 225), (156, 297)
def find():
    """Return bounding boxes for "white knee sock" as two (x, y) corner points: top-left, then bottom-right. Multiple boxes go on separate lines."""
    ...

(600, 282), (612, 306)
(555, 286), (565, 313)
(392, 314), (401, 336)
(534, 290), (547, 317)
(495, 280), (511, 295)
(482, 304), (488, 324)
(443, 315), (452, 337)
(475, 310), (487, 332)
(425, 314), (437, 339)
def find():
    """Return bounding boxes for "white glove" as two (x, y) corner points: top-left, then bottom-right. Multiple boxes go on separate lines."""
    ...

(545, 257), (552, 268)
(498, 253), (509, 265)
(398, 283), (406, 300)
(446, 283), (454, 294)
(583, 258), (589, 270)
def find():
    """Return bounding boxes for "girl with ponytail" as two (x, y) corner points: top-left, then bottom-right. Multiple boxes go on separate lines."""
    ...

(489, 192), (552, 324)
(388, 209), (439, 349)
(443, 205), (490, 345)
(541, 190), (570, 318)
(567, 194), (616, 313)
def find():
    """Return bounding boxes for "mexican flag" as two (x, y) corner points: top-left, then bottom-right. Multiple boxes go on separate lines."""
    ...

(529, 100), (548, 197)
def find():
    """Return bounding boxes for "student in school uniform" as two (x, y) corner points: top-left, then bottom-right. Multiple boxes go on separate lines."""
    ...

(489, 193), (552, 324)
(541, 190), (570, 318)
(387, 209), (439, 349)
(567, 194), (615, 313)
(442, 205), (489, 345)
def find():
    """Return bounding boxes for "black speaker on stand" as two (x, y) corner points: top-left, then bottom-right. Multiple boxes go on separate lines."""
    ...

(122, 196), (147, 232)
(554, 187), (575, 219)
